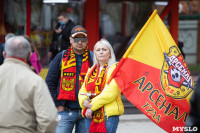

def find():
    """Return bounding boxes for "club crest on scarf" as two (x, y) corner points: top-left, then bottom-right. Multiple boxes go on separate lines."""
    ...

(93, 108), (105, 123)
(61, 78), (75, 91)
(160, 46), (194, 99)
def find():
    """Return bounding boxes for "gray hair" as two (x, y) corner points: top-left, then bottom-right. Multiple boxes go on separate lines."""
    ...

(93, 38), (116, 67)
(5, 36), (31, 59)
(5, 33), (15, 41)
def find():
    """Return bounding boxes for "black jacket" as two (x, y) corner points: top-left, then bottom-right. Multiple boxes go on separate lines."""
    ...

(0, 43), (4, 65)
(46, 48), (93, 108)
(50, 20), (75, 60)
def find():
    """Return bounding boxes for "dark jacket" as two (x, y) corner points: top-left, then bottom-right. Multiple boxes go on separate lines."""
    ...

(185, 75), (200, 133)
(0, 43), (5, 65)
(50, 20), (75, 60)
(46, 48), (93, 109)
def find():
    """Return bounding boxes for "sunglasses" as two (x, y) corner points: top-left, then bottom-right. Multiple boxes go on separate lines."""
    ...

(73, 37), (87, 43)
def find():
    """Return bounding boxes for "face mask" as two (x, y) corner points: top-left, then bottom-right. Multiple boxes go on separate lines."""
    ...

(60, 22), (65, 25)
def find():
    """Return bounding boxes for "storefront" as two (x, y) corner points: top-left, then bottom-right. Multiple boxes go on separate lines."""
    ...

(0, 0), (199, 66)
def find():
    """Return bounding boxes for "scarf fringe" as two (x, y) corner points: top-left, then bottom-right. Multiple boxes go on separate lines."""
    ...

(57, 94), (76, 101)
(89, 126), (107, 133)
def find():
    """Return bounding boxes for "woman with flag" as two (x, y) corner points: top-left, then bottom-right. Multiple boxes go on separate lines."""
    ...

(78, 38), (124, 133)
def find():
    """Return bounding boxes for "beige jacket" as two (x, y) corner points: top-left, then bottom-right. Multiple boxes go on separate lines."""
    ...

(0, 58), (58, 133)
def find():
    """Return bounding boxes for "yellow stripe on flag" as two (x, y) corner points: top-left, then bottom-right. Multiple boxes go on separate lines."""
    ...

(125, 10), (179, 69)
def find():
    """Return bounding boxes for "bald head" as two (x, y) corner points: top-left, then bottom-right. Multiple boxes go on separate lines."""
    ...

(4, 36), (32, 60)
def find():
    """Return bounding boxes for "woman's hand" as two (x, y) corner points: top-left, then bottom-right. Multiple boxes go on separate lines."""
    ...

(57, 106), (64, 112)
(83, 100), (92, 109)
(85, 109), (93, 119)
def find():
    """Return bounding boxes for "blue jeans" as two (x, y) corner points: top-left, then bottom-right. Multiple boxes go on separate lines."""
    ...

(85, 115), (119, 133)
(56, 110), (86, 133)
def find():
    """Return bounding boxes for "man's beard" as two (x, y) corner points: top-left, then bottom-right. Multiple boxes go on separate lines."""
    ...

(73, 47), (85, 53)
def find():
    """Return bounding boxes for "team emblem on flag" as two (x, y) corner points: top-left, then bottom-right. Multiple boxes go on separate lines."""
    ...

(160, 46), (193, 99)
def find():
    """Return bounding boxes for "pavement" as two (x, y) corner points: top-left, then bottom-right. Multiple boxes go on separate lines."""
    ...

(117, 114), (166, 133)
(71, 114), (166, 133)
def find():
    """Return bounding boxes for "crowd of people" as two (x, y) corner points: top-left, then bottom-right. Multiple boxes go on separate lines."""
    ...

(0, 11), (125, 132)
(0, 11), (199, 133)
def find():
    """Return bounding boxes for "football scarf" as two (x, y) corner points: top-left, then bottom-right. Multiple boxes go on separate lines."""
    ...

(57, 46), (90, 101)
(84, 63), (108, 133)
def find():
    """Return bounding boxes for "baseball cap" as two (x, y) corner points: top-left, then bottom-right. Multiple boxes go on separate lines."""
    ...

(71, 25), (87, 38)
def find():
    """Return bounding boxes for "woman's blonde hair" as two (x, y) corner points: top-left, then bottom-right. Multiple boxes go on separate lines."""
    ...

(93, 38), (116, 67)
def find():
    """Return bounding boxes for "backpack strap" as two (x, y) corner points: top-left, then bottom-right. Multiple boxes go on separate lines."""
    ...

(88, 50), (94, 67)
(59, 50), (66, 69)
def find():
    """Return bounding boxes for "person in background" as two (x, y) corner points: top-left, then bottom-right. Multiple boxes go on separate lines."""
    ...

(0, 33), (15, 65)
(78, 38), (124, 133)
(49, 12), (75, 61)
(0, 36), (58, 133)
(185, 75), (200, 133)
(23, 35), (42, 74)
(46, 25), (93, 133)
(178, 41), (185, 59)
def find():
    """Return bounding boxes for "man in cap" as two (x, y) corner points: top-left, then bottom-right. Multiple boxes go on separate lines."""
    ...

(46, 25), (93, 133)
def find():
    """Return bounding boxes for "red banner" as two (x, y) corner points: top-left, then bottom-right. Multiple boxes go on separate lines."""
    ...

(108, 10), (194, 133)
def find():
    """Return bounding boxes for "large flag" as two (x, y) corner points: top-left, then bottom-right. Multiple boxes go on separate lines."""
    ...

(109, 10), (194, 132)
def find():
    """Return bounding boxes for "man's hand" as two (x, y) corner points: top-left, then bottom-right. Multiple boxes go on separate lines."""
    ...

(30, 65), (35, 71)
(83, 100), (92, 109)
(85, 109), (93, 119)
(57, 106), (64, 112)
(55, 29), (62, 34)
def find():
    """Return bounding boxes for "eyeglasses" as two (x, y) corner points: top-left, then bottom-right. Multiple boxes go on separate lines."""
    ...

(73, 37), (87, 43)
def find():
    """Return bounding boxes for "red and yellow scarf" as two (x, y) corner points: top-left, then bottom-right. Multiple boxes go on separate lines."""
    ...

(84, 63), (108, 133)
(57, 46), (90, 101)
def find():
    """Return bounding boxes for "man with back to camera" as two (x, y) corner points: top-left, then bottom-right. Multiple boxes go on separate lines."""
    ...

(49, 12), (75, 61)
(46, 25), (94, 133)
(0, 36), (58, 133)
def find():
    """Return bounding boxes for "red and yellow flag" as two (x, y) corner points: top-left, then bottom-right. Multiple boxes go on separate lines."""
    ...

(109, 10), (194, 132)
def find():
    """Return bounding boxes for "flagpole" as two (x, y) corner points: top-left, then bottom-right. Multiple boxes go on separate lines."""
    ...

(107, 10), (158, 85)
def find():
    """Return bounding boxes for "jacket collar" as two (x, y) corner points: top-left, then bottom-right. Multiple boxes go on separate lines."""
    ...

(4, 57), (30, 69)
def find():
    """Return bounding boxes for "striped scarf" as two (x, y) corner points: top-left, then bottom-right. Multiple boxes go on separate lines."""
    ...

(57, 46), (90, 101)
(84, 63), (108, 133)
